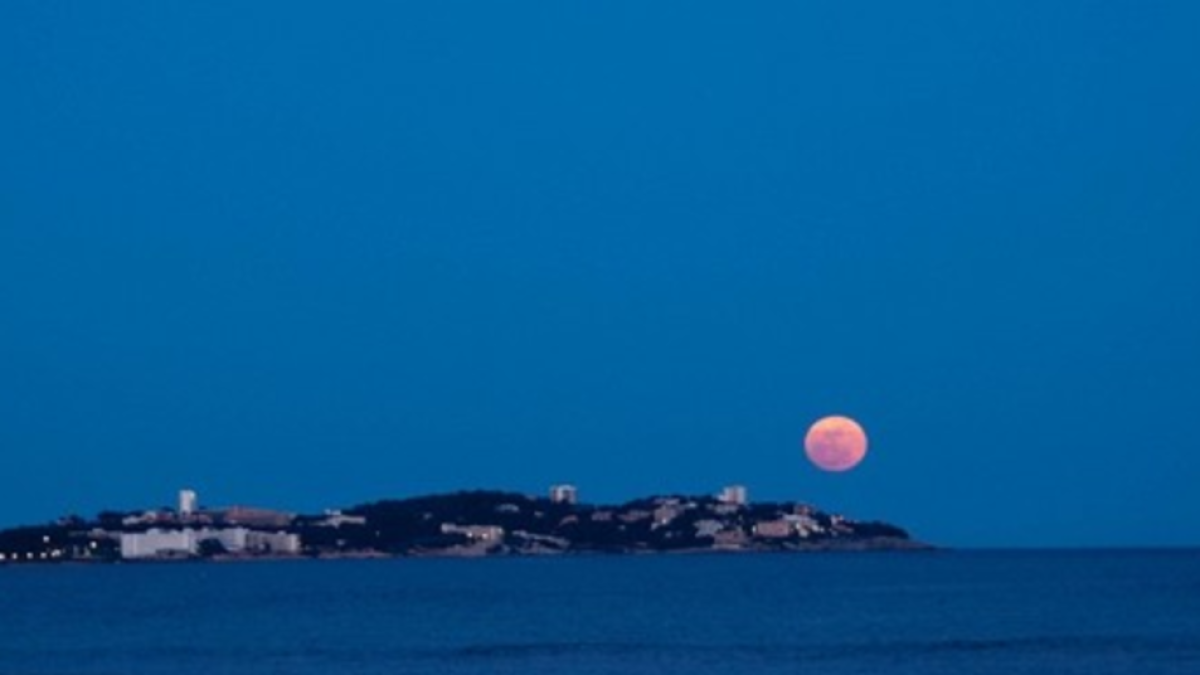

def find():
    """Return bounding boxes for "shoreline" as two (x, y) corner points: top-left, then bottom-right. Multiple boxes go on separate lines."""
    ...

(0, 536), (936, 567)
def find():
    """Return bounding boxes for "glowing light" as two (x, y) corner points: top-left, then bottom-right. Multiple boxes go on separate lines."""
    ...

(804, 415), (869, 472)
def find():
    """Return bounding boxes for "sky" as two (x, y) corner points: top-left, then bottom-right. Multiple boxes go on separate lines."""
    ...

(2, 2), (1198, 547)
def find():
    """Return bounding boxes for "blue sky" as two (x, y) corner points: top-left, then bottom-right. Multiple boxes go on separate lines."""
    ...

(2, 3), (1198, 547)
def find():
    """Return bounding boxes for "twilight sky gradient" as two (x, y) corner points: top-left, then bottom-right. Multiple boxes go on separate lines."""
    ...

(2, 3), (1198, 547)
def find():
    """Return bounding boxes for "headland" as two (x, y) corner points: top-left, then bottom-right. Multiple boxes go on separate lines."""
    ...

(0, 486), (928, 564)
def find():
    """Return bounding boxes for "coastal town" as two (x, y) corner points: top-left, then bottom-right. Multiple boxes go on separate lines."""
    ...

(0, 486), (923, 564)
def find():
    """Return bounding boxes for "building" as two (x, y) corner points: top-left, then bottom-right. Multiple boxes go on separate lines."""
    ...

(122, 510), (172, 527)
(179, 489), (198, 516)
(693, 519), (724, 538)
(784, 513), (822, 537)
(752, 520), (793, 539)
(713, 528), (748, 548)
(618, 509), (652, 523)
(440, 523), (504, 543)
(220, 506), (295, 528)
(549, 484), (578, 505)
(120, 529), (199, 558)
(652, 504), (682, 528)
(316, 510), (367, 528)
(119, 527), (301, 559)
(718, 485), (748, 506)
(246, 530), (301, 554)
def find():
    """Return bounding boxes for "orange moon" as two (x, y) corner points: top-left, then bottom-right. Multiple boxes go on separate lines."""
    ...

(804, 415), (868, 472)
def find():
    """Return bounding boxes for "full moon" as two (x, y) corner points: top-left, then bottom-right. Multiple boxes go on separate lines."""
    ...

(804, 415), (869, 472)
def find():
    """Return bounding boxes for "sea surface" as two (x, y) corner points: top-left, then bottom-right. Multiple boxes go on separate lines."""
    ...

(1, 549), (1198, 674)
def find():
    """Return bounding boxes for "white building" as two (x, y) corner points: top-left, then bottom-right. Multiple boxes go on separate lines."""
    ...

(317, 510), (367, 528)
(440, 523), (504, 543)
(120, 529), (199, 558)
(718, 485), (747, 506)
(119, 527), (300, 559)
(549, 484), (578, 505)
(179, 489), (198, 516)
(212, 527), (248, 552)
(246, 530), (301, 554)
(784, 513), (822, 538)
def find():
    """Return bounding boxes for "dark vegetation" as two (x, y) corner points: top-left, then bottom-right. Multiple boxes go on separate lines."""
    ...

(293, 490), (916, 555)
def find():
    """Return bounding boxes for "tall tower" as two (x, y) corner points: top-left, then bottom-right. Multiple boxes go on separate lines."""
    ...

(179, 489), (198, 516)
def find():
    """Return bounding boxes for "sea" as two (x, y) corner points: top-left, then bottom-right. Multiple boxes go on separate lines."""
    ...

(1, 549), (1198, 674)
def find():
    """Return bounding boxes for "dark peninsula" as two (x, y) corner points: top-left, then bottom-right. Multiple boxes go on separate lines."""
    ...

(0, 488), (928, 564)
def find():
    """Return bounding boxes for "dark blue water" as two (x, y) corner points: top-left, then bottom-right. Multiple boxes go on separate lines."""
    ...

(2, 550), (1198, 674)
